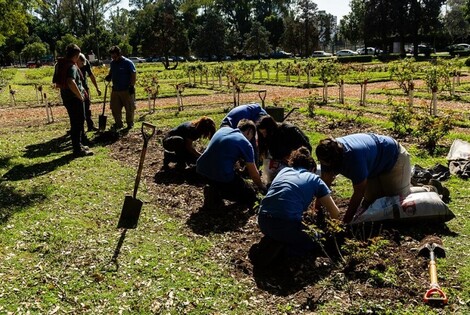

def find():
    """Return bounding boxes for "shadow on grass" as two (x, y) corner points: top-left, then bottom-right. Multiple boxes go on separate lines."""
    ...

(154, 167), (205, 186)
(0, 181), (46, 224)
(2, 153), (75, 181)
(0, 156), (12, 169)
(249, 246), (334, 297)
(23, 133), (72, 158)
(92, 129), (130, 147)
(349, 221), (459, 242)
(187, 203), (252, 235)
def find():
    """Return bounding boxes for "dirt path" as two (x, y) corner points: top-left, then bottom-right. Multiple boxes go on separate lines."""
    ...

(1, 79), (469, 129)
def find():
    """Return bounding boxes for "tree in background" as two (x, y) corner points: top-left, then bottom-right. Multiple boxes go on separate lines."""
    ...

(243, 21), (272, 60)
(444, 0), (470, 43)
(138, 0), (189, 68)
(192, 9), (228, 60)
(21, 42), (48, 62)
(290, 0), (319, 56)
(317, 11), (335, 51)
(253, 0), (290, 49)
(215, 0), (252, 46)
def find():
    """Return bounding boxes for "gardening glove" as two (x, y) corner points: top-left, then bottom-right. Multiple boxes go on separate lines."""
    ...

(128, 85), (135, 95)
(105, 74), (111, 82)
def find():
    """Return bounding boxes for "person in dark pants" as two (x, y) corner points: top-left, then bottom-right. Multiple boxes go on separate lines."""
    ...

(77, 53), (101, 132)
(196, 119), (267, 211)
(162, 116), (216, 170)
(105, 45), (136, 130)
(254, 147), (339, 265)
(52, 44), (92, 157)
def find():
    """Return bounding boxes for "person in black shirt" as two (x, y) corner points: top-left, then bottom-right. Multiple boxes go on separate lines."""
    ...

(162, 116), (216, 170)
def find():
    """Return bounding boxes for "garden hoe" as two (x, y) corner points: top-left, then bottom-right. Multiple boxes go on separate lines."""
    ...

(417, 236), (448, 305)
(98, 83), (109, 131)
(117, 122), (156, 229)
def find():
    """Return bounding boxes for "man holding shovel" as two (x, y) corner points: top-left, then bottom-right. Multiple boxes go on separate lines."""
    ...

(105, 45), (136, 131)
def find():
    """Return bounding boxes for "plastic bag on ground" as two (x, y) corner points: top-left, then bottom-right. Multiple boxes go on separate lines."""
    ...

(351, 191), (455, 225)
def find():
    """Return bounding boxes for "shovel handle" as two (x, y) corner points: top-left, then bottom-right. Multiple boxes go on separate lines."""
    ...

(102, 83), (109, 115)
(424, 287), (448, 304)
(141, 122), (157, 144)
(132, 123), (156, 198)
(258, 90), (267, 108)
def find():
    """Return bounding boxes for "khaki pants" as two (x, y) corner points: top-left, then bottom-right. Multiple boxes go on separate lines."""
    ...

(110, 90), (135, 127)
(364, 144), (411, 204)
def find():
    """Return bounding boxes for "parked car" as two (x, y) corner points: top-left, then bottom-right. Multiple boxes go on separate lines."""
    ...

(26, 61), (42, 68)
(447, 43), (470, 53)
(411, 44), (434, 56)
(269, 50), (293, 59)
(129, 56), (145, 63)
(312, 51), (333, 57)
(146, 56), (160, 62)
(335, 49), (358, 56)
(356, 47), (382, 55)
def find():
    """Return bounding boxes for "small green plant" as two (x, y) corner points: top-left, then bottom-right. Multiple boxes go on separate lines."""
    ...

(414, 114), (453, 155)
(388, 98), (413, 137)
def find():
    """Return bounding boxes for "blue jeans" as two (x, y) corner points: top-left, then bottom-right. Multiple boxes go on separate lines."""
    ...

(258, 213), (320, 256)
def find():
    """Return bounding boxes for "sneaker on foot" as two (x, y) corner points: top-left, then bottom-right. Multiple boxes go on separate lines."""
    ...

(73, 148), (94, 158)
(88, 126), (99, 132)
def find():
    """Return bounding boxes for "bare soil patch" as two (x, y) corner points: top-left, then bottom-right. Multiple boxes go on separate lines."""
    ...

(105, 110), (456, 313)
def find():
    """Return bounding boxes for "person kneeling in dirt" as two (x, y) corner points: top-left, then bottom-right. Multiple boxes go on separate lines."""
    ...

(220, 103), (268, 165)
(315, 133), (411, 224)
(254, 147), (339, 265)
(162, 116), (216, 170)
(220, 103), (267, 129)
(196, 119), (267, 211)
(256, 115), (312, 183)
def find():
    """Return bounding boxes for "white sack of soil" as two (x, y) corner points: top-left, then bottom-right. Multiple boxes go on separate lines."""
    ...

(351, 191), (455, 224)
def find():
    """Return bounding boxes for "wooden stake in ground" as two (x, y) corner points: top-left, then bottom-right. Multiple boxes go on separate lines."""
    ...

(175, 83), (185, 111)
(9, 85), (16, 106)
(44, 93), (54, 123)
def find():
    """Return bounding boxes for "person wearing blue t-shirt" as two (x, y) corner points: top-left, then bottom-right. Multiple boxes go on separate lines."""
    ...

(220, 103), (267, 164)
(257, 147), (339, 260)
(196, 119), (266, 211)
(105, 46), (137, 130)
(220, 103), (267, 128)
(315, 133), (411, 223)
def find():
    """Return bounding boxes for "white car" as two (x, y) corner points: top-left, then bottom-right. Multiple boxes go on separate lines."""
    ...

(336, 49), (358, 56)
(129, 56), (145, 63)
(312, 51), (333, 57)
(357, 47), (376, 55)
(455, 43), (470, 51)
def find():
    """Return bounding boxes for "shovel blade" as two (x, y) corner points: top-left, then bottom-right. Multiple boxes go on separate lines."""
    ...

(98, 115), (107, 131)
(117, 195), (143, 229)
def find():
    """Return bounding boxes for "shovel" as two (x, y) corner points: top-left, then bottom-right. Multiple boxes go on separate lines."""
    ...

(117, 122), (156, 229)
(98, 83), (109, 131)
(417, 236), (448, 304)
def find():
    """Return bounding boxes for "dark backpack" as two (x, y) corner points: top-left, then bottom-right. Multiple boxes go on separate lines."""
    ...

(52, 58), (75, 89)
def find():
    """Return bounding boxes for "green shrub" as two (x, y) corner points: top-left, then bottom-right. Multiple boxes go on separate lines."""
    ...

(337, 55), (373, 63)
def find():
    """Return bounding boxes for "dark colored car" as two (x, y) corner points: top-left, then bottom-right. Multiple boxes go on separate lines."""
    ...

(411, 44), (434, 57)
(269, 51), (293, 59)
